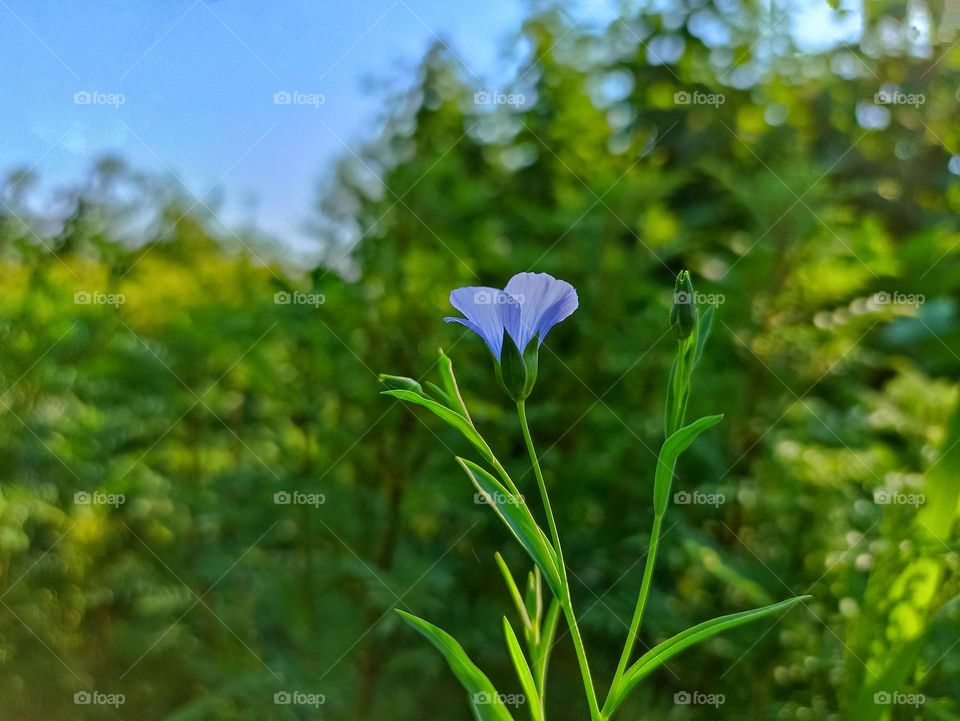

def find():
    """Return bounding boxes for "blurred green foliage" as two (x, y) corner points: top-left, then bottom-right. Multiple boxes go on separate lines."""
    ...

(1, 2), (960, 720)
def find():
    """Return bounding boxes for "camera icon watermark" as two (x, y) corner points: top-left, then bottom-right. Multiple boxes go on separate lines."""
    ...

(273, 690), (325, 707)
(474, 490), (524, 506)
(671, 290), (725, 306)
(274, 291), (325, 307)
(674, 90), (725, 107)
(674, 490), (725, 508)
(873, 489), (925, 507)
(474, 691), (525, 707)
(874, 691), (924, 707)
(73, 90), (126, 108)
(874, 88), (925, 107)
(673, 690), (724, 707)
(473, 91), (525, 108)
(473, 290), (523, 305)
(870, 291), (925, 308)
(74, 290), (125, 307)
(273, 490), (326, 508)
(74, 491), (125, 508)
(74, 691), (125, 708)
(273, 90), (325, 108)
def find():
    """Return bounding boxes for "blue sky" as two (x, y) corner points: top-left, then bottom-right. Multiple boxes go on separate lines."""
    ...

(0, 0), (614, 250)
(0, 0), (859, 251)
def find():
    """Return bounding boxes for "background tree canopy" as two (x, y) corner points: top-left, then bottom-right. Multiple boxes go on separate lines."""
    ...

(1, 1), (959, 719)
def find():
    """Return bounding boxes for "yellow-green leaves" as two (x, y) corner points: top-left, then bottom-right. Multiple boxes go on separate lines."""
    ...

(653, 414), (724, 516)
(503, 618), (543, 721)
(458, 458), (563, 598)
(395, 610), (516, 721)
(604, 596), (810, 715)
(495, 555), (559, 716)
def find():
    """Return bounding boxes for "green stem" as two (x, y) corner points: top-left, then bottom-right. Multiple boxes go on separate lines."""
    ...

(605, 513), (664, 713)
(517, 402), (562, 551)
(490, 456), (525, 500)
(517, 401), (601, 721)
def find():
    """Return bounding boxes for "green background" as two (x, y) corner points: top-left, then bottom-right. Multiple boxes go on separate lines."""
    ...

(1, 2), (959, 719)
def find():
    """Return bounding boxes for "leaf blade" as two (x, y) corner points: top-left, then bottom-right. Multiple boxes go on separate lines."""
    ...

(653, 413), (724, 515)
(396, 609), (516, 721)
(694, 304), (715, 366)
(495, 552), (532, 630)
(437, 347), (474, 422)
(503, 618), (543, 721)
(458, 458), (563, 598)
(607, 596), (809, 713)
(382, 389), (493, 463)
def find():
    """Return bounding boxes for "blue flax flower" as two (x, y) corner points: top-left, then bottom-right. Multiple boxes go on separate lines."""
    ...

(445, 272), (578, 400)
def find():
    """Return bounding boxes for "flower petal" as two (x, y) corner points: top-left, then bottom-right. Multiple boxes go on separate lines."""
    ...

(503, 272), (579, 349)
(446, 286), (518, 359)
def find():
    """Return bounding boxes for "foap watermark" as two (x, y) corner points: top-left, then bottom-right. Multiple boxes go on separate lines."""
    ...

(672, 290), (725, 306)
(870, 291), (925, 308)
(74, 491), (125, 508)
(74, 691), (125, 708)
(474, 91), (525, 108)
(474, 490), (525, 506)
(874, 691), (924, 708)
(874, 88), (925, 107)
(674, 490), (725, 508)
(873, 489), (925, 507)
(74, 291), (125, 307)
(273, 691), (325, 708)
(474, 289), (524, 306)
(273, 490), (326, 508)
(274, 291), (325, 307)
(273, 90), (325, 108)
(674, 690), (725, 708)
(474, 692), (525, 708)
(73, 90), (126, 108)
(674, 90), (725, 108)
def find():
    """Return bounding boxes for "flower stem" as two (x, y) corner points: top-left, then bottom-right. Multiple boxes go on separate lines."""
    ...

(517, 400), (601, 721)
(606, 512), (664, 711)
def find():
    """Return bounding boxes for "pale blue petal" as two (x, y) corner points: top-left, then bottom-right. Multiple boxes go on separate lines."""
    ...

(503, 272), (579, 349)
(446, 286), (513, 359)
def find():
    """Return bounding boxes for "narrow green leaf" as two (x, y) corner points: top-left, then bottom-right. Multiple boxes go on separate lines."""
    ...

(523, 569), (542, 633)
(695, 304), (715, 366)
(653, 413), (724, 516)
(495, 552), (532, 630)
(457, 458), (563, 598)
(396, 610), (516, 721)
(664, 355), (678, 438)
(382, 389), (493, 463)
(503, 618), (543, 721)
(378, 374), (424, 394)
(533, 597), (561, 700)
(607, 596), (809, 713)
(437, 348), (474, 423)
(425, 381), (455, 408)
